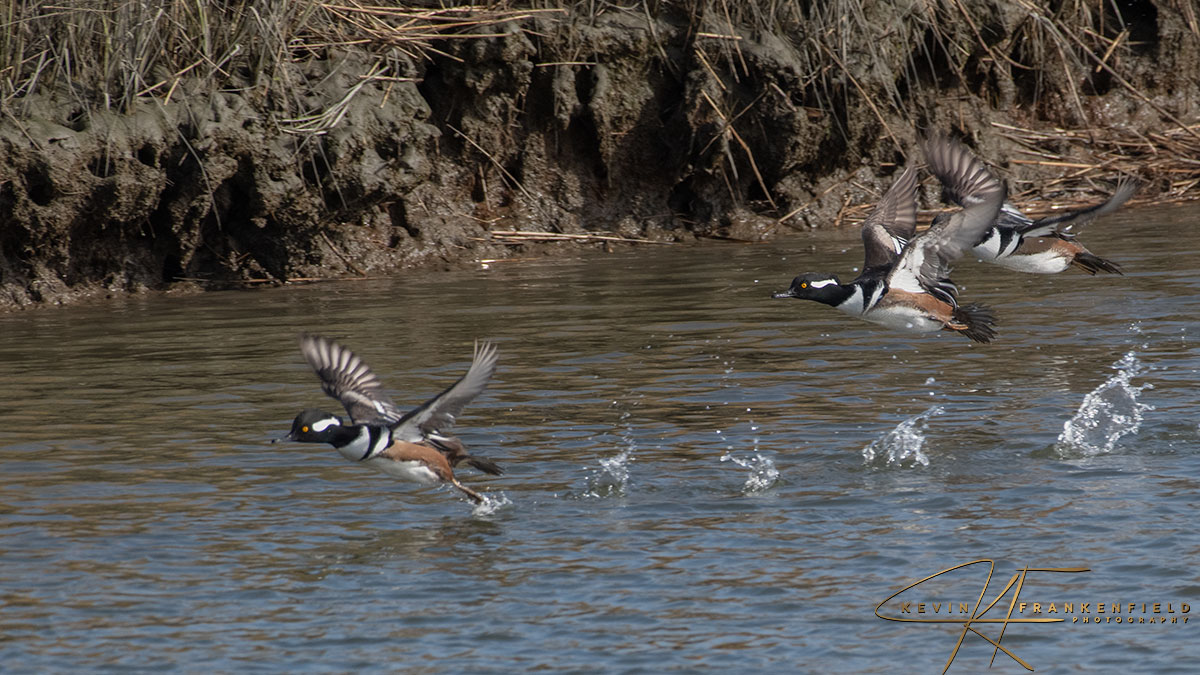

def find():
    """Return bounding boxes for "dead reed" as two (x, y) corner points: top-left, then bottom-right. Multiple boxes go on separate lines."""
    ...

(482, 230), (675, 245)
(0, 0), (1195, 217)
(994, 120), (1200, 210)
(0, 1), (555, 115)
(684, 0), (1200, 214)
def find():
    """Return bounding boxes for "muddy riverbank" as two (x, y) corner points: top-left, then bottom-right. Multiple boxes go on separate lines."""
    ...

(1, 1), (1197, 310)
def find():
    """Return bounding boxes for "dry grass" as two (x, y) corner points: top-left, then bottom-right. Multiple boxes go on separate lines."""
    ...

(0, 1), (556, 115)
(0, 0), (1195, 211)
(308, 2), (563, 62)
(0, 1), (303, 112)
(682, 0), (1200, 212)
(994, 120), (1200, 210)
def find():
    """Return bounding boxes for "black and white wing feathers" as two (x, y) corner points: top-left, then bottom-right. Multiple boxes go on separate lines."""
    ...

(890, 137), (1005, 294)
(995, 202), (1035, 234)
(934, 141), (1137, 241)
(860, 164), (920, 271)
(299, 334), (404, 425)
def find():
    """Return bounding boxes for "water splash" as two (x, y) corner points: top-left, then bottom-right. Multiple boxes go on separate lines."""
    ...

(720, 451), (779, 493)
(1055, 352), (1154, 458)
(862, 406), (943, 467)
(471, 492), (513, 517)
(585, 440), (635, 498)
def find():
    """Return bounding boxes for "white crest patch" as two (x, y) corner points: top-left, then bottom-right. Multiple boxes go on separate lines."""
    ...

(810, 279), (839, 289)
(312, 417), (341, 432)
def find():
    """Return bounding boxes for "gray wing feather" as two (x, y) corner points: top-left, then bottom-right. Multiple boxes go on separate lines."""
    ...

(928, 136), (1004, 209)
(1020, 177), (1139, 236)
(861, 164), (919, 270)
(391, 341), (499, 442)
(891, 137), (1005, 291)
(299, 334), (403, 425)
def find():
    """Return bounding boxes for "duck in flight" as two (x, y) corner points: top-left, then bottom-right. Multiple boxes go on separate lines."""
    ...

(935, 143), (1137, 274)
(276, 335), (502, 504)
(773, 136), (1002, 343)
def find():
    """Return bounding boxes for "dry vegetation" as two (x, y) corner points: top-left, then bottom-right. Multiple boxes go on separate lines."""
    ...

(675, 0), (1200, 219)
(1, 0), (1197, 230)
(0, 2), (558, 117)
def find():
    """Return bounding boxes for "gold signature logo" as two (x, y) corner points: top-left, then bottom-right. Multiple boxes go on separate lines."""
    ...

(876, 560), (1085, 672)
(875, 559), (1191, 673)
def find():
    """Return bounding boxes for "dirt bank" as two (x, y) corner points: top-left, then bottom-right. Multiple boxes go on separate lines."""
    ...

(1, 1), (1197, 310)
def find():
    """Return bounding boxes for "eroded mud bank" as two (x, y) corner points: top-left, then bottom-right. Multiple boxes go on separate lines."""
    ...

(1, 1), (1196, 309)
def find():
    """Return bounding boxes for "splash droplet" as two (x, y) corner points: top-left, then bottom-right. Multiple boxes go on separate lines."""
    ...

(720, 452), (780, 493)
(471, 492), (512, 517)
(1055, 352), (1154, 457)
(585, 441), (635, 498)
(862, 406), (942, 467)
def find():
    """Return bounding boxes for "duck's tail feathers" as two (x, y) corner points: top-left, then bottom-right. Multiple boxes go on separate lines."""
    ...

(1071, 252), (1123, 275)
(466, 456), (504, 476)
(952, 303), (997, 343)
(429, 434), (504, 475)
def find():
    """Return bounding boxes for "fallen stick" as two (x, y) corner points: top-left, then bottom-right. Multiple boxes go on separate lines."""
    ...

(486, 230), (674, 245)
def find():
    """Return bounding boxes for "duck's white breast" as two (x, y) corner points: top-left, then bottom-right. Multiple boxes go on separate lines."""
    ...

(864, 303), (944, 333)
(991, 249), (1071, 274)
(363, 456), (442, 485)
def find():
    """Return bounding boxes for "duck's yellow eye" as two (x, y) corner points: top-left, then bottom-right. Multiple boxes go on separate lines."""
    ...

(301, 426), (309, 433)
(800, 282), (808, 289)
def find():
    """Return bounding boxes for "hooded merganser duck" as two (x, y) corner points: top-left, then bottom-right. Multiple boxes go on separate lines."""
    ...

(772, 138), (1001, 343)
(275, 334), (502, 504)
(934, 144), (1138, 274)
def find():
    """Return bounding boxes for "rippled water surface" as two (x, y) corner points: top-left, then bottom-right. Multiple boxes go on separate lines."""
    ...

(2, 205), (1198, 672)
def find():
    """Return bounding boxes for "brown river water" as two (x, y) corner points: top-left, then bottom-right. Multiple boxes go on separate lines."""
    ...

(1, 204), (1197, 672)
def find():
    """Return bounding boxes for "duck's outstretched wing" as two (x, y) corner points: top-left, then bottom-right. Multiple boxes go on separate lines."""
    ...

(929, 136), (1005, 211)
(390, 341), (499, 443)
(299, 334), (404, 425)
(890, 137), (1005, 293)
(860, 164), (920, 271)
(1020, 177), (1139, 236)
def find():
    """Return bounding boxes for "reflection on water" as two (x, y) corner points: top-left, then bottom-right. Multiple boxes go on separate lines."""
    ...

(1, 205), (1199, 671)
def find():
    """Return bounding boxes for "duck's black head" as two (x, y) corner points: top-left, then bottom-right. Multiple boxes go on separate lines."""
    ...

(772, 273), (843, 302)
(276, 409), (344, 444)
